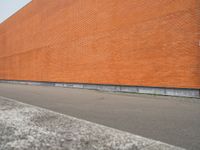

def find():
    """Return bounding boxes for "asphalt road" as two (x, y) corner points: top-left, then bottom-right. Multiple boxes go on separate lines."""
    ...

(0, 83), (199, 150)
(0, 96), (184, 150)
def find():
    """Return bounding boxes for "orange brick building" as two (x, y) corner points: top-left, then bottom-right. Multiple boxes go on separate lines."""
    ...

(0, 0), (199, 97)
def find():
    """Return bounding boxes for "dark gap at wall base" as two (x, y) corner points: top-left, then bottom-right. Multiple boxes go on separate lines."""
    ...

(0, 80), (199, 98)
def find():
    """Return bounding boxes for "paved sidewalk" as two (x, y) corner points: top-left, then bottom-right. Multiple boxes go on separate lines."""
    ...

(0, 96), (184, 150)
(0, 83), (200, 149)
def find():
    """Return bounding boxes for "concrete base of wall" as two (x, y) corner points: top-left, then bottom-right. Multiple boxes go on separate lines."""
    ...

(0, 80), (199, 98)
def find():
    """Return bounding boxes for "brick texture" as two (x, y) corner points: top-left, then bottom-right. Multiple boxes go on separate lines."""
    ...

(0, 0), (200, 89)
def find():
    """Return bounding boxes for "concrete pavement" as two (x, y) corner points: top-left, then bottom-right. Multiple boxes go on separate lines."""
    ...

(0, 83), (200, 149)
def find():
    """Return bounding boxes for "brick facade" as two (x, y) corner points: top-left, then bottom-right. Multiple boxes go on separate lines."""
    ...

(0, 0), (199, 89)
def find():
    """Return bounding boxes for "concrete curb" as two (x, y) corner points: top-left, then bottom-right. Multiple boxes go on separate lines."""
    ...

(0, 80), (199, 98)
(0, 96), (185, 150)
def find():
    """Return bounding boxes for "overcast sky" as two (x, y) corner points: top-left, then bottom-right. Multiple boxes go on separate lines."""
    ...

(0, 0), (31, 23)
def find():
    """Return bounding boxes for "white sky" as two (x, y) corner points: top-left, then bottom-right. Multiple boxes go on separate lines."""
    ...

(0, 0), (31, 23)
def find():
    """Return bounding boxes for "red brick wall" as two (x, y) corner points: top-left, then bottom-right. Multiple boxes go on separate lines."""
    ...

(0, 0), (200, 89)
